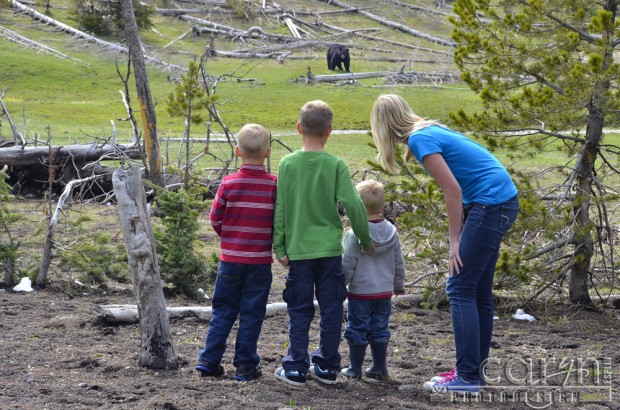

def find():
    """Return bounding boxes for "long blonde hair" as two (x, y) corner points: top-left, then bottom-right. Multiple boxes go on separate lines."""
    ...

(370, 94), (439, 174)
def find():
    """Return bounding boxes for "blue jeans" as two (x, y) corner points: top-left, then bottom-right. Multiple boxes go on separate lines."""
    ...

(344, 298), (391, 345)
(198, 262), (272, 369)
(282, 256), (347, 373)
(446, 195), (519, 383)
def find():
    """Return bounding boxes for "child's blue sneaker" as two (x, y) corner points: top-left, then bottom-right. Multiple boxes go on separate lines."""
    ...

(423, 374), (480, 394)
(196, 363), (224, 377)
(234, 364), (262, 382)
(274, 367), (307, 386)
(309, 363), (338, 385)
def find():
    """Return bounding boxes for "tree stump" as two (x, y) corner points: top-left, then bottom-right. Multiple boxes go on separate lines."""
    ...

(112, 166), (178, 369)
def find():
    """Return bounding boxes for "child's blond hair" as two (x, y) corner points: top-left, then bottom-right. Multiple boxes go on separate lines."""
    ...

(299, 100), (333, 137)
(356, 180), (385, 215)
(237, 124), (270, 159)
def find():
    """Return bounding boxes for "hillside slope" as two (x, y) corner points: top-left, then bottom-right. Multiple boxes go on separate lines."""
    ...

(3, 0), (457, 70)
(0, 0), (467, 137)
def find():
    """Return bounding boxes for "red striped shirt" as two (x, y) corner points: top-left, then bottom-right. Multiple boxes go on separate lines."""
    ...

(210, 165), (277, 264)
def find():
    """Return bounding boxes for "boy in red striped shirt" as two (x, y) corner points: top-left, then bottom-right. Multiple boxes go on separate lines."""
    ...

(196, 123), (277, 382)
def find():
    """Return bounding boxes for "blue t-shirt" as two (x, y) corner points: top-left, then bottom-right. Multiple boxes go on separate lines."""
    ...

(408, 125), (517, 205)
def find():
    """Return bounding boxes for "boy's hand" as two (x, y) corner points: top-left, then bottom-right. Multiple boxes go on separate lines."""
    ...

(278, 255), (290, 268)
(362, 244), (375, 254)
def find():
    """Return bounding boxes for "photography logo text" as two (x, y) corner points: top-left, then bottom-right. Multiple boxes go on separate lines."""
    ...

(430, 356), (612, 409)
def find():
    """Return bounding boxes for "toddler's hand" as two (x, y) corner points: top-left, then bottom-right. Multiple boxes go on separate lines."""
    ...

(278, 255), (290, 268)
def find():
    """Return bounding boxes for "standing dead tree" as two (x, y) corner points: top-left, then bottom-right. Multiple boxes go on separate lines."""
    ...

(120, 0), (164, 187)
(112, 165), (178, 369)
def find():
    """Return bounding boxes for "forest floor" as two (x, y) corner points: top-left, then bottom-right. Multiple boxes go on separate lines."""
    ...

(1, 270), (620, 410)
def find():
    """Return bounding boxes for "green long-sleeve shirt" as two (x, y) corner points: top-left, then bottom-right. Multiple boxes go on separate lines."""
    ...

(273, 150), (372, 261)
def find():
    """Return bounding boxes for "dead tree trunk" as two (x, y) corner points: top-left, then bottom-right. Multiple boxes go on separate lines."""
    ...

(112, 166), (178, 369)
(3, 256), (15, 287)
(37, 175), (101, 287)
(119, 0), (164, 187)
(0, 88), (24, 146)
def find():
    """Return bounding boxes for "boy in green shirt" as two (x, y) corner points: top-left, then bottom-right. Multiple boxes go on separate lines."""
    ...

(273, 100), (373, 386)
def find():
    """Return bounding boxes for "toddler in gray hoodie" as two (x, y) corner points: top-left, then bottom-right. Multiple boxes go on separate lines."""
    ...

(341, 180), (406, 380)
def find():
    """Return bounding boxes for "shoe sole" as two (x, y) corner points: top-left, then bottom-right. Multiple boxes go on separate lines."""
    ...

(424, 381), (480, 395)
(274, 368), (306, 387)
(309, 367), (338, 385)
(234, 374), (260, 382)
(340, 371), (362, 380)
(196, 369), (223, 377)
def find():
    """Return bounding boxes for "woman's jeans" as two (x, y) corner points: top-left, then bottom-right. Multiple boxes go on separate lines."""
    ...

(344, 298), (392, 345)
(198, 262), (272, 369)
(446, 195), (519, 383)
(282, 256), (347, 373)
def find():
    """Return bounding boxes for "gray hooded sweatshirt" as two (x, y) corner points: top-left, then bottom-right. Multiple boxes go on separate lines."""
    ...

(342, 219), (406, 297)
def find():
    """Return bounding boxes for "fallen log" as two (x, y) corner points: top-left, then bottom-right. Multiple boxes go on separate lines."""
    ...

(298, 70), (461, 83)
(0, 143), (142, 167)
(0, 25), (88, 66)
(312, 71), (388, 82)
(97, 295), (423, 324)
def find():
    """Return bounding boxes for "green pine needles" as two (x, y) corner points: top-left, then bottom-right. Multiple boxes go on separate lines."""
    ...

(154, 188), (218, 300)
(0, 166), (20, 286)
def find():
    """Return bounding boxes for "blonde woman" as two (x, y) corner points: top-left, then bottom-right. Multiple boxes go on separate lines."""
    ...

(370, 94), (519, 394)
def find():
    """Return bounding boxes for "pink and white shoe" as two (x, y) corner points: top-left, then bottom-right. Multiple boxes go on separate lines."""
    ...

(429, 368), (457, 383)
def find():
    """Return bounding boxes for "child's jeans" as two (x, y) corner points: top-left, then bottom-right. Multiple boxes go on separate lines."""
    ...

(197, 262), (272, 369)
(446, 195), (519, 383)
(281, 256), (346, 373)
(344, 298), (391, 345)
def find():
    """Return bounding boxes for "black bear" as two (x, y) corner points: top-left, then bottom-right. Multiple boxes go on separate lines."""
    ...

(326, 45), (350, 72)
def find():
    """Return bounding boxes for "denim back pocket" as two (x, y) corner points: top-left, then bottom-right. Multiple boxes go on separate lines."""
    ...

(499, 202), (519, 233)
(217, 263), (241, 289)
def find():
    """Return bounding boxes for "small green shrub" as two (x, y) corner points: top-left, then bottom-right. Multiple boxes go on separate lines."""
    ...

(154, 188), (217, 300)
(59, 232), (129, 285)
(0, 167), (20, 286)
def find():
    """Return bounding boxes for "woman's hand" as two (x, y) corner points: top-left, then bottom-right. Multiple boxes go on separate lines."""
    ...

(448, 239), (463, 276)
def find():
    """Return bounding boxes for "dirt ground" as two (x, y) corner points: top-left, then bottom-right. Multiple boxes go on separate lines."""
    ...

(1, 270), (619, 410)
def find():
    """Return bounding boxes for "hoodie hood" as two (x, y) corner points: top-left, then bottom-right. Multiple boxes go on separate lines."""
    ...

(368, 219), (399, 255)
